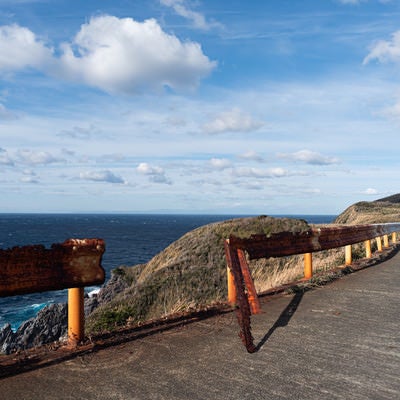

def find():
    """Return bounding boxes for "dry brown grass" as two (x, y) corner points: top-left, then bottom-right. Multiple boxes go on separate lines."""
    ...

(86, 201), (393, 334)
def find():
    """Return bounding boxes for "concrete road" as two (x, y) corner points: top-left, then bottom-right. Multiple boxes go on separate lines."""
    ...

(1, 252), (400, 399)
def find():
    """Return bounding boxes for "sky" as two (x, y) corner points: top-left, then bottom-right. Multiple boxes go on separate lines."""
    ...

(1, 0), (400, 215)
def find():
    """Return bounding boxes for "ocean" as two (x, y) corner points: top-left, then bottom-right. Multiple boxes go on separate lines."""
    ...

(0, 213), (336, 331)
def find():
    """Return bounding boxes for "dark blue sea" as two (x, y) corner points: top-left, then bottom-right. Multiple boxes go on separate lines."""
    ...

(0, 213), (336, 331)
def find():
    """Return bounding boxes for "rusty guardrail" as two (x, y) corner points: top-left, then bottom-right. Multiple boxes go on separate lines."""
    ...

(224, 223), (400, 352)
(0, 239), (105, 345)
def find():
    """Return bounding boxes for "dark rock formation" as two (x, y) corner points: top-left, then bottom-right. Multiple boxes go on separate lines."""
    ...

(0, 272), (129, 354)
(0, 303), (67, 354)
(85, 271), (130, 315)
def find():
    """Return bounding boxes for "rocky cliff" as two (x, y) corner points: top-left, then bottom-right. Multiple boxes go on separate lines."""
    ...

(0, 303), (67, 354)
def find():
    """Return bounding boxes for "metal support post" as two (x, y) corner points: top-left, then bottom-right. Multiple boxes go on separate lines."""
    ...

(304, 252), (313, 279)
(345, 245), (352, 265)
(68, 287), (85, 345)
(365, 239), (372, 258)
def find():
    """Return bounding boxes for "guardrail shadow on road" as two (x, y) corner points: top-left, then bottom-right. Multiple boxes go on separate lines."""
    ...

(255, 291), (304, 352)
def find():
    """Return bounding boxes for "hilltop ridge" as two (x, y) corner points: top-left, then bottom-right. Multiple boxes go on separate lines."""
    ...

(334, 193), (400, 224)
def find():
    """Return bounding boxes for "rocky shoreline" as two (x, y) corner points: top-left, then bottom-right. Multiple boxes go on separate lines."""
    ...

(0, 272), (128, 354)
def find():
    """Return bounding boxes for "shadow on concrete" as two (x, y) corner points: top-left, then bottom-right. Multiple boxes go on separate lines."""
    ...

(255, 291), (304, 352)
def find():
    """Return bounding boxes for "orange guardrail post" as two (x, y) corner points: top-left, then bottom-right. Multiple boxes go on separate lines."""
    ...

(383, 234), (389, 248)
(345, 245), (352, 265)
(376, 236), (382, 252)
(304, 252), (313, 279)
(365, 239), (372, 258)
(392, 232), (397, 243)
(68, 287), (85, 345)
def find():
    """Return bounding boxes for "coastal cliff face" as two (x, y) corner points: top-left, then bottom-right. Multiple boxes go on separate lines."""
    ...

(334, 194), (400, 224)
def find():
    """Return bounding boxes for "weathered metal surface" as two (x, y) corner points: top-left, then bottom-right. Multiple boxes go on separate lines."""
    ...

(224, 240), (256, 353)
(225, 223), (400, 352)
(228, 223), (400, 260)
(0, 239), (105, 297)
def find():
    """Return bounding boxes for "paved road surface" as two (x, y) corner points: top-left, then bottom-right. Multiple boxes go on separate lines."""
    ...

(1, 251), (399, 399)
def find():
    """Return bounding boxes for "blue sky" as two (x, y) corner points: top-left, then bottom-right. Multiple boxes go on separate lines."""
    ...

(1, 0), (400, 214)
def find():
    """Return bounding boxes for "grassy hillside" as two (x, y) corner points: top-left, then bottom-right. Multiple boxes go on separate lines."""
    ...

(86, 216), (313, 333)
(334, 195), (400, 224)
(88, 195), (400, 334)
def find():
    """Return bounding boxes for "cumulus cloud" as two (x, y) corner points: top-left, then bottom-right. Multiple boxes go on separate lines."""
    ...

(137, 162), (171, 184)
(20, 175), (39, 184)
(0, 16), (216, 93)
(379, 100), (400, 119)
(160, 0), (222, 31)
(79, 170), (125, 184)
(0, 23), (53, 73)
(363, 188), (378, 195)
(0, 147), (14, 166)
(209, 158), (231, 170)
(233, 166), (289, 179)
(363, 31), (400, 65)
(202, 107), (264, 134)
(238, 150), (265, 163)
(16, 149), (64, 165)
(277, 150), (340, 165)
(57, 15), (216, 93)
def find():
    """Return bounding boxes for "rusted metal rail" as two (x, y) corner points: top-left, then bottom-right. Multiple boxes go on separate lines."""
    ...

(0, 239), (105, 345)
(225, 223), (400, 352)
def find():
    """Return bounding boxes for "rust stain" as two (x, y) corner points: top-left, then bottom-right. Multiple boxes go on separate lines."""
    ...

(0, 239), (105, 297)
(225, 222), (400, 353)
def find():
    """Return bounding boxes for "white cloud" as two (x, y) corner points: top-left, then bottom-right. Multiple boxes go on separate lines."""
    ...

(363, 31), (400, 65)
(56, 15), (216, 93)
(0, 24), (53, 73)
(16, 149), (64, 165)
(136, 162), (171, 184)
(0, 16), (216, 94)
(137, 162), (164, 175)
(233, 166), (289, 179)
(379, 100), (400, 119)
(202, 107), (264, 134)
(277, 150), (340, 165)
(363, 188), (378, 195)
(20, 175), (39, 184)
(160, 0), (222, 31)
(238, 150), (265, 163)
(0, 148), (14, 166)
(209, 158), (231, 170)
(79, 170), (125, 184)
